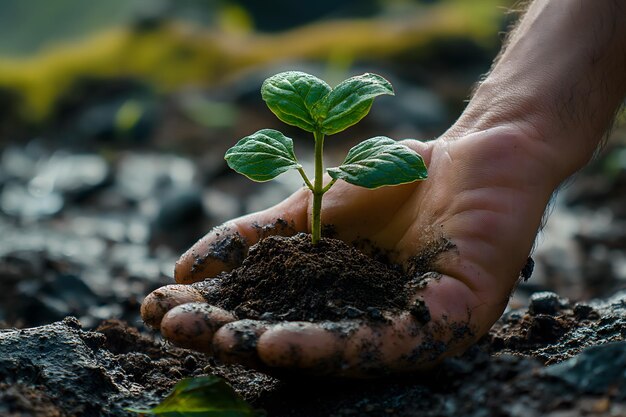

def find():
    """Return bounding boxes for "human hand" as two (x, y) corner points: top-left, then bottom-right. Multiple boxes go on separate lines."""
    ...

(140, 125), (561, 377)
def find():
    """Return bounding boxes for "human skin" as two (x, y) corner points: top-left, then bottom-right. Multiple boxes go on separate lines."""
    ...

(141, 0), (626, 376)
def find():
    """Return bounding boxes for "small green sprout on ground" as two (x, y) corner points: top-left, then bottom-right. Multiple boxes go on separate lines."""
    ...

(225, 71), (428, 244)
(127, 375), (264, 416)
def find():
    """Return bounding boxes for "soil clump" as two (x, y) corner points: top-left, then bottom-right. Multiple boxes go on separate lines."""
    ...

(205, 233), (414, 321)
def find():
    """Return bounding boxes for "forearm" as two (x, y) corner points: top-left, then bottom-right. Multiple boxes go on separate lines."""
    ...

(452, 0), (626, 181)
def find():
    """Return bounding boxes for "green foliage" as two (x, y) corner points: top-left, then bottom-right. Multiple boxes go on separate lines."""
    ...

(225, 129), (300, 182)
(261, 71), (331, 132)
(317, 73), (394, 135)
(260, 71), (394, 135)
(127, 375), (264, 417)
(327, 137), (427, 189)
(225, 71), (427, 243)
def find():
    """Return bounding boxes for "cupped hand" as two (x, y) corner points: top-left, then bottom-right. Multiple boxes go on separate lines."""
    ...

(141, 126), (561, 377)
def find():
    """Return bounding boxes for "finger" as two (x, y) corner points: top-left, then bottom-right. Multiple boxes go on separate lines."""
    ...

(160, 302), (236, 352)
(251, 276), (488, 377)
(256, 320), (391, 377)
(212, 320), (270, 370)
(255, 322), (348, 374)
(398, 138), (432, 157)
(140, 285), (205, 329)
(175, 188), (310, 284)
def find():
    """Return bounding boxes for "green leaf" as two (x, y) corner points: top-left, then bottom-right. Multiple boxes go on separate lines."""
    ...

(327, 137), (427, 189)
(224, 129), (301, 182)
(261, 71), (331, 132)
(317, 73), (394, 135)
(127, 375), (264, 417)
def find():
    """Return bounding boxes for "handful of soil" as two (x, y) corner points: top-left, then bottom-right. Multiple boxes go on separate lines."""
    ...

(205, 234), (412, 322)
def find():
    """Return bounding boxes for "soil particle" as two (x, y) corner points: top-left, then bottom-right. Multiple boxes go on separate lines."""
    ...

(405, 235), (456, 277)
(321, 224), (338, 239)
(520, 256), (535, 281)
(573, 303), (600, 320)
(409, 297), (431, 324)
(251, 218), (296, 240)
(528, 291), (569, 316)
(209, 234), (412, 321)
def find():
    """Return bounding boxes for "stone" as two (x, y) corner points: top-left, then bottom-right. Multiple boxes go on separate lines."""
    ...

(528, 291), (569, 316)
(542, 341), (626, 398)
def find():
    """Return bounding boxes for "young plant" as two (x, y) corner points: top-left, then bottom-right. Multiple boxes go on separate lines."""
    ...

(225, 71), (428, 244)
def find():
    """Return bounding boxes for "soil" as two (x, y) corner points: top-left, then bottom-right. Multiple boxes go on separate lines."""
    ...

(4, 293), (626, 417)
(203, 233), (414, 322)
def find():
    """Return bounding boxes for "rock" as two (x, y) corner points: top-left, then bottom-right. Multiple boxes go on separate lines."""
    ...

(0, 183), (63, 220)
(1, 146), (40, 181)
(528, 291), (569, 316)
(542, 341), (626, 398)
(30, 152), (110, 200)
(527, 315), (567, 344)
(573, 303), (599, 320)
(149, 187), (207, 250)
(116, 153), (196, 202)
(0, 150), (109, 219)
(0, 320), (119, 416)
(0, 319), (219, 416)
(15, 273), (100, 326)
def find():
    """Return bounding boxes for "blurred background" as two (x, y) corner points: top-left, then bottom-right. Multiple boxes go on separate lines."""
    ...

(0, 0), (625, 330)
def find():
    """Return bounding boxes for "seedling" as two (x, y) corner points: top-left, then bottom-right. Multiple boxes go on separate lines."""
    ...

(225, 71), (428, 244)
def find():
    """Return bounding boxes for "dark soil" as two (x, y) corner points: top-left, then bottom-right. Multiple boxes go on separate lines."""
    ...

(206, 233), (413, 321)
(4, 293), (626, 417)
(0, 318), (277, 417)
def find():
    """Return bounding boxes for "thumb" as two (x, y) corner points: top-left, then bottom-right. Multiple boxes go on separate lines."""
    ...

(175, 187), (310, 284)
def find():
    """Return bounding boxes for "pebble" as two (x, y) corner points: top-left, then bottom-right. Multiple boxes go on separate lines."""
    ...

(366, 307), (383, 321)
(573, 303), (599, 320)
(149, 187), (207, 250)
(30, 152), (109, 199)
(1, 183), (64, 220)
(116, 153), (196, 202)
(183, 355), (198, 371)
(409, 298), (431, 324)
(527, 315), (566, 344)
(528, 291), (568, 316)
(344, 306), (365, 319)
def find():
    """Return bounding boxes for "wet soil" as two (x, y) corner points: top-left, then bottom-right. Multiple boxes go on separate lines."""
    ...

(4, 293), (626, 417)
(204, 233), (413, 321)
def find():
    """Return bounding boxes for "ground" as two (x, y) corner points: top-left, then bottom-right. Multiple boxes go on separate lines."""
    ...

(3, 133), (626, 416)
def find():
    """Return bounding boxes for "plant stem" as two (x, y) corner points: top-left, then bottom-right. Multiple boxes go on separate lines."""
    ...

(321, 178), (337, 193)
(311, 130), (325, 244)
(297, 167), (314, 190)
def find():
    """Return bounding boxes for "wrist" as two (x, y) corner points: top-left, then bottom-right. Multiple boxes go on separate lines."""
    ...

(449, 73), (602, 185)
(447, 0), (626, 187)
